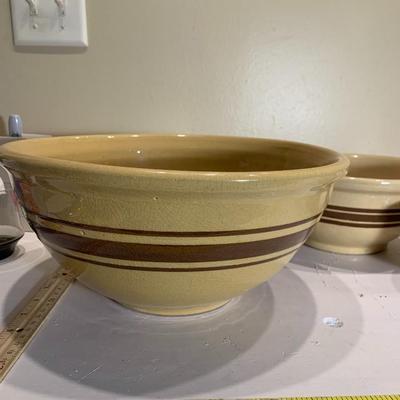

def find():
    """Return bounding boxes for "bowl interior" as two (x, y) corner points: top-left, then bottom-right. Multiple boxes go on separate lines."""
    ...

(347, 154), (400, 180)
(3, 135), (341, 173)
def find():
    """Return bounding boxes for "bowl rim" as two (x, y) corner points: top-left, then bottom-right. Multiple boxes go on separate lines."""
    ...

(0, 133), (349, 184)
(338, 153), (400, 190)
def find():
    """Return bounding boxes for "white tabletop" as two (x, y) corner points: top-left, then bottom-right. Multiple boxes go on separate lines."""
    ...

(0, 233), (399, 399)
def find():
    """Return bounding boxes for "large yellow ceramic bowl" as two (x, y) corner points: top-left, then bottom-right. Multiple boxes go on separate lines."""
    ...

(0, 134), (348, 315)
(307, 153), (400, 254)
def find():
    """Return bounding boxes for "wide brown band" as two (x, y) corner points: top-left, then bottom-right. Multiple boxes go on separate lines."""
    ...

(320, 218), (400, 229)
(326, 205), (400, 214)
(48, 246), (298, 272)
(323, 210), (400, 223)
(33, 224), (314, 263)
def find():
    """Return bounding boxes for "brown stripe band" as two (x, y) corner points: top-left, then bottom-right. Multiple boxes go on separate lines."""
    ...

(26, 209), (321, 237)
(327, 205), (400, 214)
(33, 224), (313, 263)
(323, 210), (400, 223)
(48, 246), (298, 272)
(320, 218), (400, 229)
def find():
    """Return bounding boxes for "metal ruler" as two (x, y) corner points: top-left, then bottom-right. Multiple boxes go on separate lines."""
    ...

(0, 267), (74, 382)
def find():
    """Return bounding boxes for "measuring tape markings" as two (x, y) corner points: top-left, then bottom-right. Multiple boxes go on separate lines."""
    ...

(225, 397), (400, 400)
(206, 396), (400, 400)
(0, 268), (74, 382)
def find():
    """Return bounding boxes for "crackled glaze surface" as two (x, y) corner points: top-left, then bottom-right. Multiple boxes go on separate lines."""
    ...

(0, 134), (348, 315)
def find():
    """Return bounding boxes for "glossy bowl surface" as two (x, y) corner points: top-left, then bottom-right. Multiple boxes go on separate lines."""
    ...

(1, 134), (348, 315)
(307, 153), (400, 254)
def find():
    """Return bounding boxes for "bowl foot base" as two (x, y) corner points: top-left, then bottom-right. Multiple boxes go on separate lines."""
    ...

(119, 300), (231, 316)
(306, 241), (387, 255)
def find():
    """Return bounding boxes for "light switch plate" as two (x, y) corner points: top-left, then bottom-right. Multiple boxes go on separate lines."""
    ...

(10, 0), (88, 47)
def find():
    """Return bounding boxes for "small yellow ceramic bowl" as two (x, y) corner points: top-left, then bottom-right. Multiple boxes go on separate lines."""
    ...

(1, 134), (348, 315)
(307, 153), (400, 255)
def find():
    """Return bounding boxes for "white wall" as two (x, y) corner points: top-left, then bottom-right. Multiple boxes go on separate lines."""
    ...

(1, 0), (399, 155)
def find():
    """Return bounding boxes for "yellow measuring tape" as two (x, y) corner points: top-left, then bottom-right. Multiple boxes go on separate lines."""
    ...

(0, 270), (398, 400)
(269, 397), (400, 400)
(0, 267), (74, 382)
(208, 397), (400, 400)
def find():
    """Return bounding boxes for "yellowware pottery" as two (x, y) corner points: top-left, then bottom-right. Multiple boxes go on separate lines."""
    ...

(307, 153), (400, 255)
(0, 134), (348, 315)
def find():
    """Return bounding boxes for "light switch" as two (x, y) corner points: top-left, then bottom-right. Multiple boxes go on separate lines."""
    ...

(10, 0), (88, 47)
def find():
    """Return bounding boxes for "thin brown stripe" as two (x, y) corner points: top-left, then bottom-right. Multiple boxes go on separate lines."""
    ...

(33, 223), (313, 263)
(320, 218), (400, 229)
(323, 210), (400, 223)
(26, 209), (321, 237)
(327, 204), (400, 214)
(48, 246), (298, 272)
